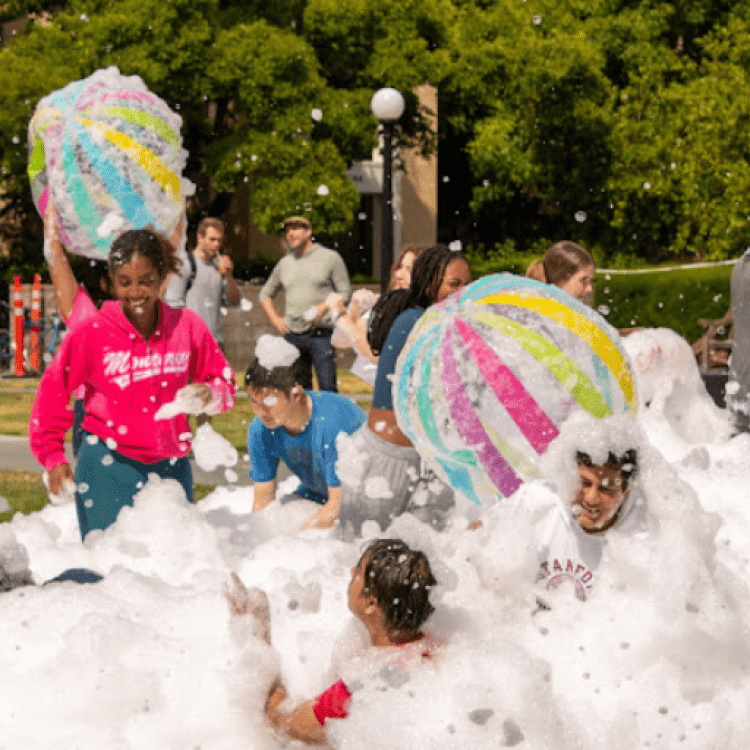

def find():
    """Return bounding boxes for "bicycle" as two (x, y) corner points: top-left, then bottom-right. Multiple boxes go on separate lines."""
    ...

(25, 314), (65, 374)
(0, 301), (14, 375)
(0, 326), (12, 375)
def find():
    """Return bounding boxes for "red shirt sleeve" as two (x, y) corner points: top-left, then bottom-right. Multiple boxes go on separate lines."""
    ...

(312, 680), (352, 725)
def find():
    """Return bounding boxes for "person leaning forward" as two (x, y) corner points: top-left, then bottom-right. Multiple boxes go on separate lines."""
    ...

(259, 216), (351, 392)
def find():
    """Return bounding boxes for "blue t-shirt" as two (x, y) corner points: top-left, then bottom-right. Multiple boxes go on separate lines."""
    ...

(371, 306), (424, 410)
(247, 391), (366, 503)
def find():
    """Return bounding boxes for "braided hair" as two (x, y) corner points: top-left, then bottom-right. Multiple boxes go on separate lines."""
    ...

(358, 538), (436, 641)
(368, 244), (467, 355)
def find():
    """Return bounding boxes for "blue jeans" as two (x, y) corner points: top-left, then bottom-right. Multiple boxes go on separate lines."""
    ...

(72, 399), (85, 456)
(74, 431), (193, 539)
(285, 330), (337, 392)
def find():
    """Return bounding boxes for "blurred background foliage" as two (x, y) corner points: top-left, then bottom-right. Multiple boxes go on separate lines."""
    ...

(0, 0), (747, 333)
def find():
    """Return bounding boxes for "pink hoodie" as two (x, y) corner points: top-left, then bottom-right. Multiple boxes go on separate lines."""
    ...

(64, 285), (98, 401)
(30, 300), (236, 472)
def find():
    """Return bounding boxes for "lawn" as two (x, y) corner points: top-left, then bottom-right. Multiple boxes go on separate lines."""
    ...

(0, 382), (39, 436)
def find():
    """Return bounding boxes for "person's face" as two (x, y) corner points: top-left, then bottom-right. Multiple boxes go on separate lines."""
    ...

(246, 386), (297, 429)
(558, 264), (595, 306)
(572, 462), (629, 533)
(285, 223), (313, 253)
(196, 228), (224, 261)
(391, 251), (416, 290)
(110, 254), (162, 322)
(434, 257), (472, 303)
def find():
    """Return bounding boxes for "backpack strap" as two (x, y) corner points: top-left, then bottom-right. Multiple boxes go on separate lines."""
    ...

(186, 250), (197, 293)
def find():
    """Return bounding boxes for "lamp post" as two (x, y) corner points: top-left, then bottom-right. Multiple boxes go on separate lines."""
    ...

(371, 87), (405, 293)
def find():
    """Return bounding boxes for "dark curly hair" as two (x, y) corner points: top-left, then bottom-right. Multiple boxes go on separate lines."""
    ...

(368, 244), (468, 355)
(108, 228), (180, 279)
(358, 538), (436, 641)
(576, 449), (638, 491)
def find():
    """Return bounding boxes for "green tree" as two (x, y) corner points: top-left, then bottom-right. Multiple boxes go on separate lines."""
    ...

(0, 0), (389, 265)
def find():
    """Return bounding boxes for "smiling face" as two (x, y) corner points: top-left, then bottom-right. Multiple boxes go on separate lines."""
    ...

(434, 257), (472, 303)
(558, 264), (595, 306)
(572, 462), (629, 533)
(284, 222), (313, 254)
(110, 254), (162, 326)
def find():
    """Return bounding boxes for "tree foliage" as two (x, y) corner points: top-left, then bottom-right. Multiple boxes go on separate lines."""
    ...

(1, 0), (749, 268)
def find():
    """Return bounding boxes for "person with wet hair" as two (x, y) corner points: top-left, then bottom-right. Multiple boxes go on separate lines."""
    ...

(338, 245), (472, 537)
(533, 444), (644, 604)
(352, 538), (436, 642)
(30, 227), (236, 539)
(245, 337), (366, 529)
(226, 538), (437, 744)
(526, 240), (595, 306)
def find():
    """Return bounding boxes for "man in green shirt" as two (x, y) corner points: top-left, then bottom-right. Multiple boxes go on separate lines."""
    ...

(260, 216), (351, 392)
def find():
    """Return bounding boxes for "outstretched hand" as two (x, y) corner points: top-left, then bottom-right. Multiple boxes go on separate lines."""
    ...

(224, 571), (271, 644)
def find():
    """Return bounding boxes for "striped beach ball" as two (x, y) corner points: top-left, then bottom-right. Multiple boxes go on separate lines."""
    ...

(393, 274), (637, 508)
(28, 66), (190, 259)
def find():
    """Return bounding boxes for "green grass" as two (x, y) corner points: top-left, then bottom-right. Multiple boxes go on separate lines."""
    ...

(0, 389), (38, 436)
(0, 470), (48, 522)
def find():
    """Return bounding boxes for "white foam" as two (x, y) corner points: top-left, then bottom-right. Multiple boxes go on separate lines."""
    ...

(5, 334), (750, 747)
(254, 334), (300, 370)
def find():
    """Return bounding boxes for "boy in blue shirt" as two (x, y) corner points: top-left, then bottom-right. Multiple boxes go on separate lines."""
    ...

(245, 345), (366, 529)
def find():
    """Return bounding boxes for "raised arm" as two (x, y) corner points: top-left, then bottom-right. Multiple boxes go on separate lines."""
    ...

(217, 254), (241, 305)
(43, 196), (78, 320)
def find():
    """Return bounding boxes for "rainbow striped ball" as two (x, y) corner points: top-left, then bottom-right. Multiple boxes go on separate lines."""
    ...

(393, 274), (637, 508)
(28, 66), (189, 259)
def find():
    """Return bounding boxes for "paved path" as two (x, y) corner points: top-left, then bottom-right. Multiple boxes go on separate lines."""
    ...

(0, 434), (256, 487)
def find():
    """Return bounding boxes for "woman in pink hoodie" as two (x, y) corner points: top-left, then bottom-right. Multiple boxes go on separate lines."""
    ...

(30, 229), (236, 539)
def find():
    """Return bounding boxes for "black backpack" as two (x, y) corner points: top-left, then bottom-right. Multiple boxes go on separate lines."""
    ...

(185, 251), (197, 294)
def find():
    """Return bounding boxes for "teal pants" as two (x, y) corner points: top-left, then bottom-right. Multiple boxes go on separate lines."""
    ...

(74, 432), (193, 539)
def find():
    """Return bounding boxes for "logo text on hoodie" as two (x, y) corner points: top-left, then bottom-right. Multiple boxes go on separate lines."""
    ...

(103, 351), (190, 389)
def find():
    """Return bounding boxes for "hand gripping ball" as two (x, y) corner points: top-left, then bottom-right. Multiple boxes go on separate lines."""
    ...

(393, 274), (638, 507)
(28, 66), (191, 259)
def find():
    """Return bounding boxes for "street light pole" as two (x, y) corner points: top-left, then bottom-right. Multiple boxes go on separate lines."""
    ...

(371, 87), (405, 293)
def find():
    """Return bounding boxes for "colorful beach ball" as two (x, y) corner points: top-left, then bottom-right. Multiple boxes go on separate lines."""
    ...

(28, 66), (191, 259)
(393, 274), (637, 508)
